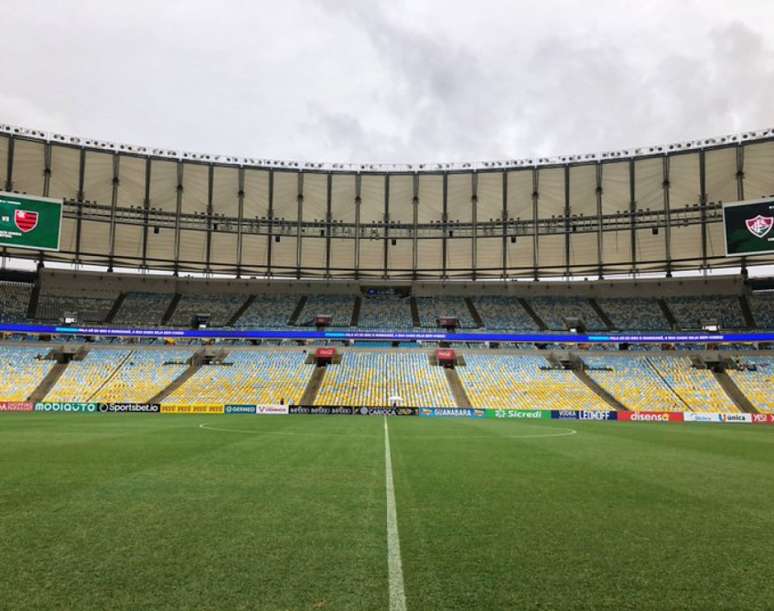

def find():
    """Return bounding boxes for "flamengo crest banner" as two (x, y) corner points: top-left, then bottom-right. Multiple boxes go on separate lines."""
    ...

(0, 192), (62, 251)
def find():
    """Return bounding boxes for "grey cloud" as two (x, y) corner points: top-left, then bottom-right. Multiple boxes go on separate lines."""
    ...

(1, 1), (773, 164)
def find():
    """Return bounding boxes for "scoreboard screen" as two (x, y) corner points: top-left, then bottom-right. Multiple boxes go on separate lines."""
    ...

(0, 192), (62, 251)
(723, 198), (774, 257)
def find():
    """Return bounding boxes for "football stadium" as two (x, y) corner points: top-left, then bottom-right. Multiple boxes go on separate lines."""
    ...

(1, 121), (774, 608)
(2, 5), (774, 609)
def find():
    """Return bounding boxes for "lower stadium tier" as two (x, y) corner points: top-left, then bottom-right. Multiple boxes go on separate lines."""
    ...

(1, 343), (771, 413)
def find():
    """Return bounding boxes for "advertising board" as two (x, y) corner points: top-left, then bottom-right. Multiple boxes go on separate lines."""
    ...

(0, 401), (34, 412)
(99, 403), (160, 413)
(34, 402), (98, 413)
(485, 409), (551, 419)
(618, 411), (684, 423)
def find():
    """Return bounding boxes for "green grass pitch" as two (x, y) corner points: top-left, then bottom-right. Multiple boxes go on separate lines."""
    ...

(1, 414), (773, 609)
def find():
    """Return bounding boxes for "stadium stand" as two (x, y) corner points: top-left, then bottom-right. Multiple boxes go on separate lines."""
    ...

(296, 295), (354, 326)
(358, 294), (414, 328)
(583, 356), (683, 411)
(232, 295), (298, 327)
(727, 357), (774, 413)
(0, 281), (32, 322)
(595, 298), (669, 331)
(164, 351), (311, 405)
(647, 356), (737, 412)
(36, 291), (117, 323)
(528, 297), (606, 330)
(415, 296), (476, 328)
(0, 346), (55, 400)
(169, 295), (245, 327)
(90, 349), (193, 403)
(666, 295), (746, 329)
(473, 296), (539, 330)
(45, 349), (130, 402)
(316, 352), (455, 406)
(456, 354), (609, 410)
(749, 293), (774, 329)
(113, 292), (172, 326)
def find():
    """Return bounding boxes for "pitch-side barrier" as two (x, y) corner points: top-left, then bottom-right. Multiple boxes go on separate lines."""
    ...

(3, 402), (773, 424)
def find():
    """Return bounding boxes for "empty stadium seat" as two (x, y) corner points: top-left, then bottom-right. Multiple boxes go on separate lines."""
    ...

(233, 295), (299, 327)
(727, 357), (774, 413)
(595, 298), (669, 331)
(316, 352), (455, 407)
(169, 295), (245, 327)
(415, 297), (476, 328)
(666, 295), (746, 329)
(749, 293), (774, 329)
(358, 294), (414, 328)
(45, 349), (131, 402)
(473, 296), (539, 330)
(0, 346), (55, 400)
(647, 356), (737, 412)
(114, 293), (173, 326)
(0, 282), (32, 322)
(583, 356), (682, 411)
(91, 349), (193, 403)
(296, 295), (354, 326)
(165, 351), (311, 405)
(527, 297), (606, 330)
(457, 354), (609, 410)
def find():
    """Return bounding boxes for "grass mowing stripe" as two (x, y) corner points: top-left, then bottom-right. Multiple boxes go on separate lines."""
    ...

(384, 416), (407, 611)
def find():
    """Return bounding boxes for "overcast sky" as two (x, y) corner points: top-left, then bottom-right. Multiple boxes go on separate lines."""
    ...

(2, 0), (773, 164)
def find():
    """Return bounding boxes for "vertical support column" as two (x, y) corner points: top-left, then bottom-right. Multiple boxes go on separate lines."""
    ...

(236, 167), (245, 278)
(325, 173), (332, 278)
(383, 174), (389, 279)
(354, 174), (361, 279)
(266, 170), (274, 277)
(698, 149), (708, 273)
(412, 174), (419, 280)
(3, 136), (13, 192)
(295, 171), (303, 279)
(736, 144), (746, 275)
(42, 143), (52, 196)
(441, 172), (448, 279)
(531, 167), (539, 280)
(205, 164), (214, 275)
(74, 148), (86, 268)
(595, 162), (604, 278)
(471, 172), (478, 280)
(628, 159), (637, 276)
(564, 164), (571, 278)
(501, 172), (508, 279)
(107, 153), (119, 272)
(38, 141), (52, 268)
(662, 156), (672, 277)
(173, 161), (183, 276)
(141, 158), (151, 271)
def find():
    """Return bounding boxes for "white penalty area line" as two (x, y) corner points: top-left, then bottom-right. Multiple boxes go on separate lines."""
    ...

(384, 416), (407, 611)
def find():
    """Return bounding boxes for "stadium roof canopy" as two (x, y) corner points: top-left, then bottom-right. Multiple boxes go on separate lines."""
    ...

(2, 122), (774, 280)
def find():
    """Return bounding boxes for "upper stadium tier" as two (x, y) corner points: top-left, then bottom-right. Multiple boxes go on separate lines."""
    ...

(1, 123), (774, 279)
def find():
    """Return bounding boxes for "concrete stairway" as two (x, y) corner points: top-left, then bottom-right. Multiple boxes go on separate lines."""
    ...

(28, 362), (69, 402)
(300, 366), (327, 405)
(713, 370), (758, 414)
(445, 368), (472, 408)
(573, 368), (629, 411)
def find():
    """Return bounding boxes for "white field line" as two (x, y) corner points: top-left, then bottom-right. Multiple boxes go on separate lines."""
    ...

(384, 416), (407, 611)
